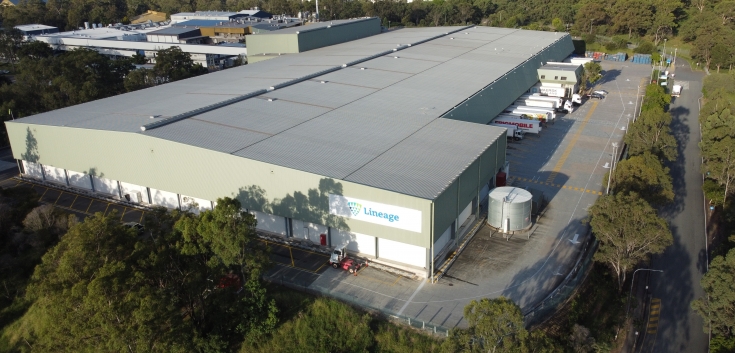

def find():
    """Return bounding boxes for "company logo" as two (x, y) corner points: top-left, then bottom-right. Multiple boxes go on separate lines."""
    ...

(496, 120), (533, 128)
(363, 207), (400, 222)
(348, 202), (362, 217)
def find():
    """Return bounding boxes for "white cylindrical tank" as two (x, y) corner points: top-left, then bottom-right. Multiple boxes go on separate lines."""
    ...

(487, 187), (532, 232)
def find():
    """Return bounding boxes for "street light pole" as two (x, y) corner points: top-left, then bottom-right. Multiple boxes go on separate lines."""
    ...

(662, 39), (667, 71)
(606, 142), (619, 195)
(625, 268), (664, 320)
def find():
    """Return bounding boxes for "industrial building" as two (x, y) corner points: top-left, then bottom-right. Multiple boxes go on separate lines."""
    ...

(5, 26), (573, 277)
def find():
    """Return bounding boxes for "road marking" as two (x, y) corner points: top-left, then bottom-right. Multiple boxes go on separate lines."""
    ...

(509, 177), (603, 195)
(85, 200), (94, 214)
(53, 191), (63, 205)
(120, 207), (127, 221)
(139, 211), (145, 223)
(397, 278), (426, 315)
(546, 100), (600, 183)
(647, 298), (662, 334)
(289, 247), (295, 267)
(103, 203), (110, 216)
(38, 187), (49, 201)
(69, 194), (79, 209)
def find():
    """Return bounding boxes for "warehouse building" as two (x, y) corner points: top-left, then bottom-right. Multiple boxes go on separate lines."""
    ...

(6, 26), (573, 277)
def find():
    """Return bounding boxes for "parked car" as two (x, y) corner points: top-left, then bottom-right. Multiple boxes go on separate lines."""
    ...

(589, 93), (605, 99)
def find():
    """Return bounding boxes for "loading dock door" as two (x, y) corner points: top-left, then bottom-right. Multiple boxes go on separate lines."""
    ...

(379, 238), (426, 268)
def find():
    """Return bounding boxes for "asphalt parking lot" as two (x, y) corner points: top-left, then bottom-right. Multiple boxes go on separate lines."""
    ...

(0, 177), (147, 223)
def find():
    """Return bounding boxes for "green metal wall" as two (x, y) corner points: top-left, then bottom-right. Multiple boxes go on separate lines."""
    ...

(246, 18), (381, 56)
(431, 133), (505, 242)
(298, 18), (381, 52)
(247, 33), (299, 56)
(6, 122), (438, 248)
(442, 35), (575, 125)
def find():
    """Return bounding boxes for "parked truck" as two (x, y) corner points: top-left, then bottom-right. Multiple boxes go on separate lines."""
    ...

(672, 84), (682, 97)
(489, 123), (525, 140)
(528, 83), (583, 105)
(507, 105), (557, 121)
(491, 115), (543, 134)
(503, 109), (550, 123)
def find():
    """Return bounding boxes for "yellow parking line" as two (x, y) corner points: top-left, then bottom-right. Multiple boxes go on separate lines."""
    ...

(546, 100), (599, 183)
(53, 191), (63, 205)
(38, 187), (49, 201)
(139, 211), (145, 223)
(69, 195), (79, 209)
(86, 200), (94, 214)
(289, 247), (295, 267)
(103, 203), (110, 216)
(314, 262), (328, 273)
(120, 207), (127, 221)
(392, 274), (402, 286)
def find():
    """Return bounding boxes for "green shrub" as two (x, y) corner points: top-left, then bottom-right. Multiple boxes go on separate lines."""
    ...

(703, 179), (726, 207)
(635, 41), (655, 54)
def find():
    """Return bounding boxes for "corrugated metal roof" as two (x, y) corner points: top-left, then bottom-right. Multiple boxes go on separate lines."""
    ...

(12, 26), (572, 199)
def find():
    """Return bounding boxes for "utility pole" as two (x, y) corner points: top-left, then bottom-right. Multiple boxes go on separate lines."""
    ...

(606, 142), (619, 195)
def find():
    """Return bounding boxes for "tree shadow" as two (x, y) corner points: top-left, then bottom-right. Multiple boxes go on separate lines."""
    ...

(21, 127), (39, 163)
(237, 178), (350, 233)
(659, 104), (691, 219)
(595, 69), (622, 86)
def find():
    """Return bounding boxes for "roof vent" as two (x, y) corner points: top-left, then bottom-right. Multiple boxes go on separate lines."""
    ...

(149, 115), (159, 119)
(267, 98), (277, 102)
(320, 80), (327, 84)
(360, 67), (366, 70)
(450, 37), (454, 39)
(393, 56), (399, 59)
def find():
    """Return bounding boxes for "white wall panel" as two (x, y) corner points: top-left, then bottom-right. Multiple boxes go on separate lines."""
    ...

(67, 170), (92, 190)
(120, 181), (148, 204)
(292, 219), (327, 244)
(181, 194), (212, 214)
(458, 201), (473, 227)
(379, 238), (426, 268)
(42, 165), (66, 184)
(22, 161), (44, 179)
(433, 225), (452, 259)
(93, 175), (119, 196)
(149, 188), (179, 209)
(332, 228), (376, 257)
(251, 210), (287, 237)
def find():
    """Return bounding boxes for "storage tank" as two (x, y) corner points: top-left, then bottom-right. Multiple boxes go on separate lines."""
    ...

(487, 187), (532, 232)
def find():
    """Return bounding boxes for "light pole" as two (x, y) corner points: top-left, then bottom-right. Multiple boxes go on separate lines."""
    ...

(625, 268), (664, 321)
(674, 47), (678, 66)
(606, 142), (619, 195)
(662, 38), (667, 71)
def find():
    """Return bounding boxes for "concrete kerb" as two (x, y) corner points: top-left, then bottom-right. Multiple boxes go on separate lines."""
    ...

(524, 229), (598, 328)
(256, 231), (421, 280)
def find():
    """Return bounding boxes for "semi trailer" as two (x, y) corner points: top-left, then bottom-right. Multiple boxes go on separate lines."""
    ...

(491, 115), (543, 134)
(489, 123), (525, 140)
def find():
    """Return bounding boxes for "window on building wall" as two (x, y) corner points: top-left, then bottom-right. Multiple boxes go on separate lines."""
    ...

(554, 76), (558, 80)
(561, 76), (567, 80)
(540, 75), (545, 79)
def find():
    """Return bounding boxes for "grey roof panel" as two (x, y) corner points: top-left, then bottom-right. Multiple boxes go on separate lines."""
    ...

(13, 26), (573, 199)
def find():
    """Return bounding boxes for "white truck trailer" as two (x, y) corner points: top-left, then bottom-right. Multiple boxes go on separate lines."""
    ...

(489, 123), (525, 140)
(491, 115), (543, 134)
(502, 109), (551, 123)
(672, 84), (682, 97)
(528, 83), (583, 105)
(507, 105), (557, 121)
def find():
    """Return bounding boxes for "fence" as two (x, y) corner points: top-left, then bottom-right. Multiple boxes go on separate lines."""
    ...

(523, 235), (599, 328)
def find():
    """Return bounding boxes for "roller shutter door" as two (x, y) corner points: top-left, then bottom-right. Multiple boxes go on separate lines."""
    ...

(331, 229), (376, 257)
(120, 181), (148, 204)
(92, 175), (119, 196)
(67, 170), (93, 190)
(458, 201), (473, 227)
(42, 165), (66, 184)
(292, 219), (327, 244)
(433, 225), (452, 259)
(378, 238), (426, 268)
(181, 195), (212, 214)
(22, 161), (44, 179)
(251, 210), (287, 237)
(149, 188), (179, 209)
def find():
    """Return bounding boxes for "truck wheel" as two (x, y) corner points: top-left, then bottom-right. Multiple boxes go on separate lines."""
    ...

(332, 263), (339, 269)
(349, 268), (355, 274)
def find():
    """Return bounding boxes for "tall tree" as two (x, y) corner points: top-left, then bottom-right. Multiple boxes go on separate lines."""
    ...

(650, 0), (682, 45)
(611, 0), (653, 38)
(625, 107), (678, 162)
(589, 192), (673, 291)
(701, 136), (735, 204)
(692, 249), (735, 338)
(612, 152), (674, 206)
(153, 46), (207, 83)
(462, 297), (529, 352)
